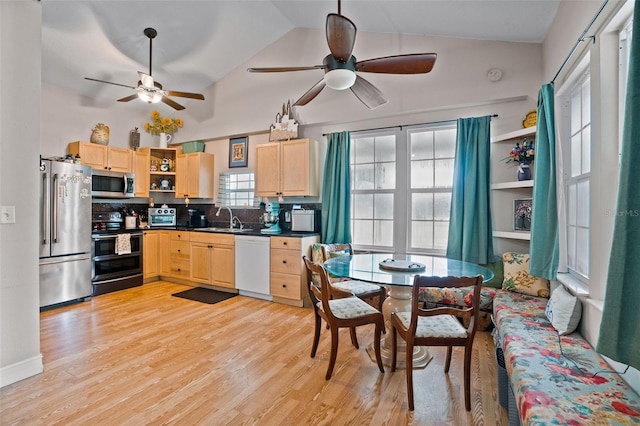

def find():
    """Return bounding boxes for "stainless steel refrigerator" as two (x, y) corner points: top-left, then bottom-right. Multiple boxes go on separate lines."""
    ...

(39, 159), (92, 307)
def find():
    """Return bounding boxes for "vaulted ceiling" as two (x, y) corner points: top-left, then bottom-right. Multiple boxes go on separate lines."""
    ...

(42, 0), (561, 106)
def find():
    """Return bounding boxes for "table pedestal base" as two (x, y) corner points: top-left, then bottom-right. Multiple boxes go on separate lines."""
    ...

(366, 284), (433, 369)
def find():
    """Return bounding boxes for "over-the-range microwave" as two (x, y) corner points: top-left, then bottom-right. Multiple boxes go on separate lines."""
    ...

(91, 169), (135, 198)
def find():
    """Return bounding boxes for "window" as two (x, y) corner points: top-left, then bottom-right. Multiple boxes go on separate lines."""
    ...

(350, 123), (456, 253)
(408, 126), (456, 251)
(566, 73), (591, 279)
(218, 171), (258, 207)
(350, 132), (396, 249)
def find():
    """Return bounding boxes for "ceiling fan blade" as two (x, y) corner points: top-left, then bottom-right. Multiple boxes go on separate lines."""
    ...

(355, 53), (437, 74)
(294, 79), (327, 106)
(162, 96), (185, 111)
(326, 13), (357, 62)
(85, 77), (136, 90)
(247, 65), (325, 73)
(350, 75), (388, 110)
(117, 94), (139, 103)
(166, 91), (205, 100)
(138, 71), (155, 88)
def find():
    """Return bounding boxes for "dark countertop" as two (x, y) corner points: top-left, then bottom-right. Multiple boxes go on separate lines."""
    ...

(137, 226), (319, 238)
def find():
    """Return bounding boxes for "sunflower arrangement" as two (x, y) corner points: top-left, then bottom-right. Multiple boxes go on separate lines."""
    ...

(144, 110), (184, 135)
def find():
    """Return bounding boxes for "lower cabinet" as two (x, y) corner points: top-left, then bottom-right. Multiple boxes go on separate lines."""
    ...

(142, 230), (159, 280)
(190, 232), (235, 289)
(168, 231), (191, 280)
(141, 230), (316, 303)
(270, 235), (319, 307)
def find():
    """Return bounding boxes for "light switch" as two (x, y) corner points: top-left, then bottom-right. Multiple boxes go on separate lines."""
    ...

(0, 206), (16, 224)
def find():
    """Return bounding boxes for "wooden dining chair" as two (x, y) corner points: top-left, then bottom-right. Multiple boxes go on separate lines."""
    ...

(303, 256), (385, 380)
(320, 243), (387, 312)
(390, 275), (483, 411)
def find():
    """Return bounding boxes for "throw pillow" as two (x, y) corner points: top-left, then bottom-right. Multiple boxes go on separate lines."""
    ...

(502, 252), (550, 297)
(545, 286), (582, 335)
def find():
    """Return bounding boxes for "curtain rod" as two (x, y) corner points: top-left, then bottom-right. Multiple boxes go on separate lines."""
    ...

(322, 114), (498, 136)
(551, 0), (609, 84)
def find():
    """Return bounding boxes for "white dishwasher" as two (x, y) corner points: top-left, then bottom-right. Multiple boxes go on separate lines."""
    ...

(234, 235), (272, 301)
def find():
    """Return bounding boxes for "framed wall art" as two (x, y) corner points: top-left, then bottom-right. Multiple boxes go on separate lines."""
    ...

(514, 198), (532, 231)
(229, 136), (248, 168)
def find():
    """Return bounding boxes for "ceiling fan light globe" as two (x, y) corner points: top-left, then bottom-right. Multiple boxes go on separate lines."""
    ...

(324, 69), (356, 90)
(138, 91), (162, 104)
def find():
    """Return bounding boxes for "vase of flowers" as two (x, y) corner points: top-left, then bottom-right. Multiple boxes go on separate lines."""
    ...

(504, 138), (535, 181)
(144, 110), (183, 148)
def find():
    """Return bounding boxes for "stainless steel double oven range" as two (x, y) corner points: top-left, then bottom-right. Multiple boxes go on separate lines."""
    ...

(91, 211), (143, 295)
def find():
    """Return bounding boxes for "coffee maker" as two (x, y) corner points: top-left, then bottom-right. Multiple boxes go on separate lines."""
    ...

(188, 209), (207, 228)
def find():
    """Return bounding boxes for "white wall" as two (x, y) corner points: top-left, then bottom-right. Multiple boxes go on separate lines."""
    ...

(0, 0), (43, 387)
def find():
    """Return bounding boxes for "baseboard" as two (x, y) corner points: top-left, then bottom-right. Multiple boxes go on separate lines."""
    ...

(0, 353), (43, 388)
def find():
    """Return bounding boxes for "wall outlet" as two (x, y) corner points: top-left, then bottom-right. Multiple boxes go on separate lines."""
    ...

(0, 206), (16, 224)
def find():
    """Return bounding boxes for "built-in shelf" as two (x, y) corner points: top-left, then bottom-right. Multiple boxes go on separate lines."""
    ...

(491, 127), (536, 143)
(493, 231), (531, 240)
(491, 180), (534, 190)
(150, 171), (176, 176)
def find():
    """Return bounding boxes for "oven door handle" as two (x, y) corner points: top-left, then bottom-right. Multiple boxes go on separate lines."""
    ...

(92, 232), (142, 240)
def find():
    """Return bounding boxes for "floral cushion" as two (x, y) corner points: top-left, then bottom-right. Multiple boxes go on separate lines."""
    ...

(318, 296), (380, 319)
(502, 252), (550, 298)
(418, 286), (497, 331)
(493, 290), (640, 425)
(394, 312), (467, 338)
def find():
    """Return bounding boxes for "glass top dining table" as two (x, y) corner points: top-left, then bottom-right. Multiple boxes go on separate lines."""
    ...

(323, 253), (494, 369)
(323, 253), (494, 285)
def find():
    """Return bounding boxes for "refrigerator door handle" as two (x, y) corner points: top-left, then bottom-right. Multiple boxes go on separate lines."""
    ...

(53, 173), (58, 243)
(42, 172), (48, 244)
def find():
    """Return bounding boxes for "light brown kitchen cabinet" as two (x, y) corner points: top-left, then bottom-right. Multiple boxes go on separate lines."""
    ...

(190, 232), (235, 289)
(255, 138), (319, 197)
(142, 230), (159, 280)
(68, 141), (132, 172)
(175, 152), (215, 198)
(269, 235), (319, 306)
(133, 150), (150, 197)
(168, 231), (191, 280)
(159, 231), (171, 276)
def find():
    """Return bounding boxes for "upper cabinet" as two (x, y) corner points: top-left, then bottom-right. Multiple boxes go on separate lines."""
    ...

(132, 150), (150, 197)
(139, 147), (179, 196)
(175, 152), (215, 199)
(255, 138), (319, 197)
(68, 141), (132, 172)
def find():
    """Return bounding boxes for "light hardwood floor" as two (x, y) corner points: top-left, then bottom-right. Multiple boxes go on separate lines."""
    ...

(1, 281), (509, 425)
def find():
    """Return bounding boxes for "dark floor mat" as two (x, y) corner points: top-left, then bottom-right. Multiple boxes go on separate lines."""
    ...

(171, 287), (237, 304)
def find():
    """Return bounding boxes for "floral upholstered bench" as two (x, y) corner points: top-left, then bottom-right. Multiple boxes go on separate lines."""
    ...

(493, 289), (640, 425)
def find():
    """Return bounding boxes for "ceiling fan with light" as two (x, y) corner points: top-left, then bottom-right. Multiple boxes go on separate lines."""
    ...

(85, 28), (205, 111)
(248, 0), (436, 109)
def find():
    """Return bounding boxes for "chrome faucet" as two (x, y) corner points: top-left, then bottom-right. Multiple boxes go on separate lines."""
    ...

(216, 206), (234, 229)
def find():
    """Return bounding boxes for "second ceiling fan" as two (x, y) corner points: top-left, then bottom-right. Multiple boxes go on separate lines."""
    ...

(248, 0), (437, 109)
(85, 28), (205, 111)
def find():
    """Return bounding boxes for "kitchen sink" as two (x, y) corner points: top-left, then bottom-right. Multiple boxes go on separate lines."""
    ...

(198, 227), (249, 233)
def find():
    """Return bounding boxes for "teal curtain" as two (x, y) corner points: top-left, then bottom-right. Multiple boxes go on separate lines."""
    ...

(446, 116), (494, 264)
(529, 84), (559, 280)
(321, 131), (352, 243)
(596, 3), (640, 371)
